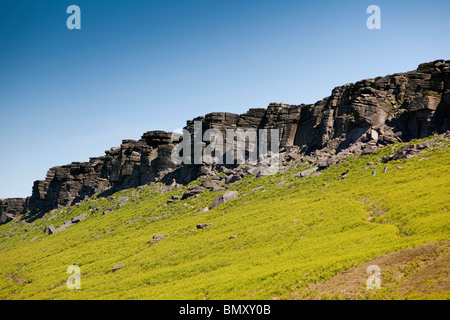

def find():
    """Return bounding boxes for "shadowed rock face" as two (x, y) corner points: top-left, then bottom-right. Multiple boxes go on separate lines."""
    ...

(0, 198), (30, 224)
(17, 131), (180, 221)
(1, 60), (449, 224)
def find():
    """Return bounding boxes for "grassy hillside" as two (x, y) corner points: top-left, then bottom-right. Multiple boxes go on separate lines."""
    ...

(0, 134), (449, 300)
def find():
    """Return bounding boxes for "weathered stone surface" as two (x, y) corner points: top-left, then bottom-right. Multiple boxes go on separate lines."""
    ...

(386, 140), (436, 162)
(211, 186), (226, 193)
(210, 191), (239, 209)
(194, 207), (209, 215)
(415, 140), (436, 149)
(112, 264), (126, 272)
(150, 235), (169, 243)
(44, 224), (57, 235)
(152, 235), (169, 240)
(276, 180), (287, 188)
(71, 213), (87, 224)
(118, 197), (129, 205)
(197, 223), (213, 229)
(318, 157), (336, 170)
(102, 205), (116, 215)
(295, 167), (318, 178)
(181, 186), (205, 200)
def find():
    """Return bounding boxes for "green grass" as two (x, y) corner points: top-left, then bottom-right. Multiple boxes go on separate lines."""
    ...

(0, 134), (449, 300)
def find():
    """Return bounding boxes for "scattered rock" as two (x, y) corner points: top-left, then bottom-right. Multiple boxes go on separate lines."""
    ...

(246, 166), (261, 176)
(211, 186), (226, 193)
(276, 180), (287, 188)
(227, 174), (243, 184)
(150, 235), (169, 243)
(152, 235), (169, 240)
(102, 205), (116, 215)
(44, 225), (57, 235)
(129, 216), (143, 224)
(197, 223), (213, 229)
(181, 186), (205, 200)
(194, 207), (209, 215)
(71, 213), (87, 224)
(112, 264), (126, 272)
(295, 167), (318, 178)
(318, 157), (336, 170)
(118, 197), (129, 206)
(415, 140), (436, 149)
(210, 191), (239, 209)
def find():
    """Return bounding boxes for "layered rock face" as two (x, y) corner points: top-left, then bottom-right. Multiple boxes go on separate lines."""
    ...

(8, 131), (179, 221)
(1, 60), (449, 224)
(0, 198), (30, 224)
(293, 60), (450, 152)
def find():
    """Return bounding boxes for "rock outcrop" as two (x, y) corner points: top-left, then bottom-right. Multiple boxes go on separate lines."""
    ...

(0, 198), (30, 224)
(1, 60), (449, 224)
(210, 191), (239, 210)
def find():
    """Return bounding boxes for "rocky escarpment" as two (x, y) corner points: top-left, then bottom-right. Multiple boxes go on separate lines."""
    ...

(1, 59), (449, 225)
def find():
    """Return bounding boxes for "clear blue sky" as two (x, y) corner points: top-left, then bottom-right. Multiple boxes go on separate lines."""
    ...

(1, 0), (449, 198)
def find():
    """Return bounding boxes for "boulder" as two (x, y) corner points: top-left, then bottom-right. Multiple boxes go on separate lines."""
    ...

(181, 186), (205, 200)
(44, 225), (57, 235)
(318, 157), (335, 170)
(118, 197), (129, 205)
(71, 213), (87, 223)
(194, 207), (209, 215)
(197, 223), (213, 229)
(276, 181), (287, 188)
(415, 140), (435, 149)
(210, 191), (239, 209)
(295, 167), (318, 178)
(112, 264), (126, 272)
(150, 235), (169, 243)
(211, 186), (226, 193)
(152, 235), (169, 240)
(102, 205), (116, 215)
